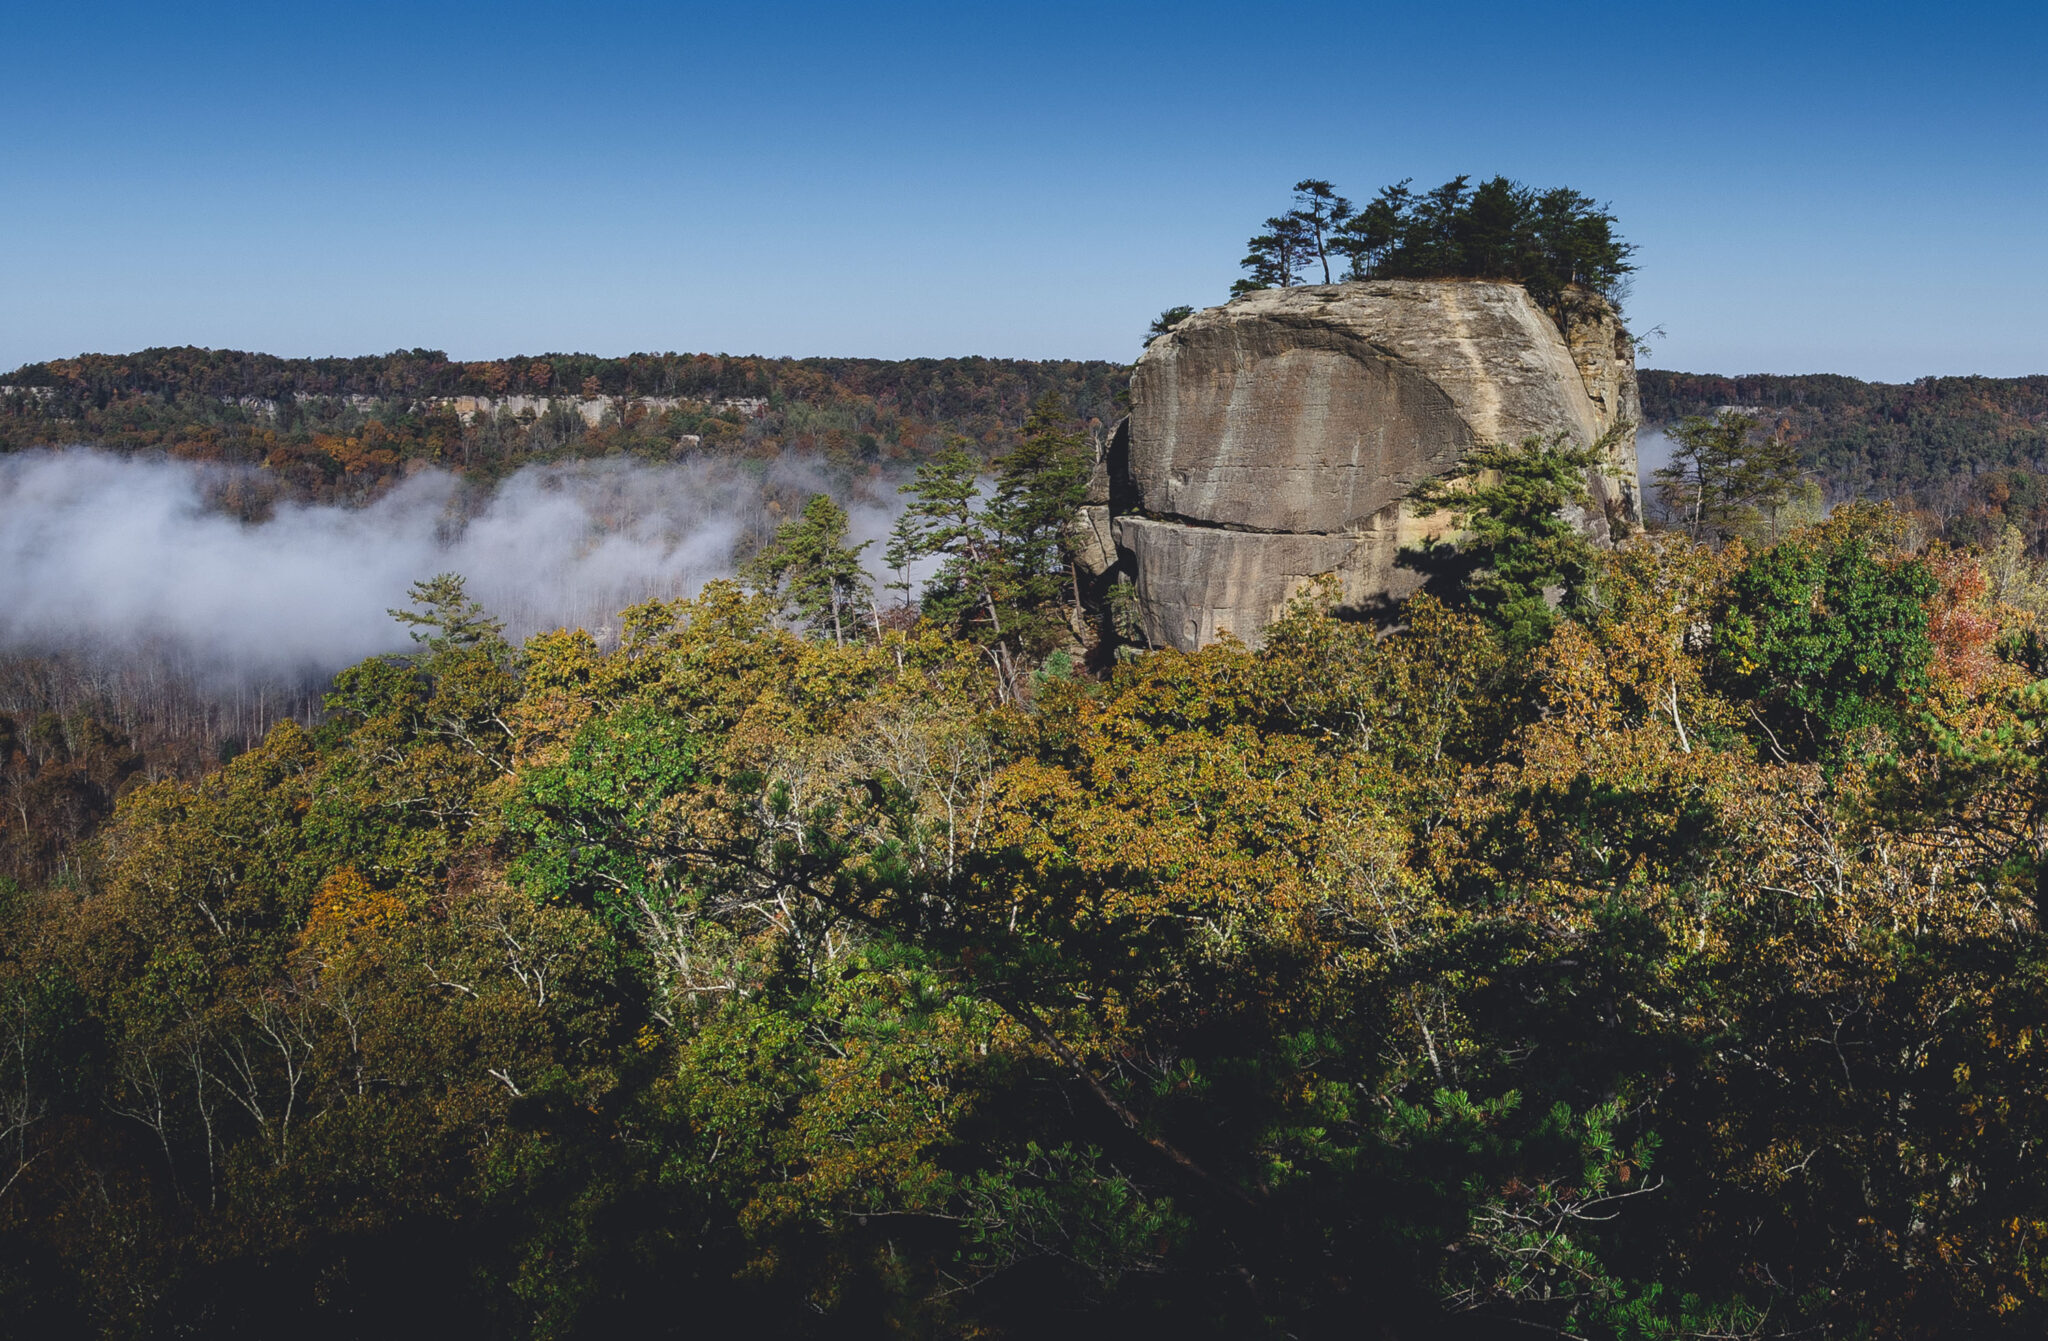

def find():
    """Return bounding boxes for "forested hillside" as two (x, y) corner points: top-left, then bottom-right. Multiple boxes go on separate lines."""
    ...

(10, 404), (2048, 1333)
(12, 350), (2048, 534)
(0, 347), (1130, 504)
(1641, 369), (2048, 524)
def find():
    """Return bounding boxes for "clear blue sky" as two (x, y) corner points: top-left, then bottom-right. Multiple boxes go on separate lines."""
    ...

(4, 1), (2042, 380)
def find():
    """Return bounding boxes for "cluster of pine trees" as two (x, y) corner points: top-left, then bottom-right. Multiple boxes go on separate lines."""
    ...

(1221, 176), (1636, 317)
(739, 394), (1099, 701)
(8, 397), (2048, 1336)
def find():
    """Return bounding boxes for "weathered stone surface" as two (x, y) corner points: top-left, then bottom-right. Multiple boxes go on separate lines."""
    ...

(1115, 511), (1439, 649)
(1117, 279), (1640, 650)
(1560, 302), (1644, 538)
(1083, 425), (1118, 506)
(1072, 505), (1118, 578)
(1129, 320), (1474, 535)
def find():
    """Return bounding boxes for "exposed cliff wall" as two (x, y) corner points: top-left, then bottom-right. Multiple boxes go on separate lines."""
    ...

(1114, 279), (1640, 650)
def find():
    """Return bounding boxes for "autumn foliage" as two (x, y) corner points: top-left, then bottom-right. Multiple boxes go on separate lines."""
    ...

(4, 511), (2048, 1338)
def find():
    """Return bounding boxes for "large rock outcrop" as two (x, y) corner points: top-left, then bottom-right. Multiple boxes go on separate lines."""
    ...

(1112, 279), (1640, 650)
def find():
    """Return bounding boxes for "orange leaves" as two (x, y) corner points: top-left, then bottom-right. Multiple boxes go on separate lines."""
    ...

(168, 426), (222, 461)
(462, 360), (511, 393)
(300, 866), (411, 971)
(1923, 546), (2009, 697)
(312, 427), (401, 475)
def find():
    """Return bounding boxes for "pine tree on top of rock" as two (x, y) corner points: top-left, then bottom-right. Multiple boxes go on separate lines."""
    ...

(1233, 173), (1636, 328)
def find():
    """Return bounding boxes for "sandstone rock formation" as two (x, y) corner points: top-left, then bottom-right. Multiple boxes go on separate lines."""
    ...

(1111, 279), (1641, 650)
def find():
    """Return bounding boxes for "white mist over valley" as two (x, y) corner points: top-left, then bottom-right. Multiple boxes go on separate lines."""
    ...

(0, 449), (910, 686)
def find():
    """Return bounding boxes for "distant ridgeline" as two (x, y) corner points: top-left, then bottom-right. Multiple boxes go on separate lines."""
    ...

(10, 345), (2048, 543)
(1641, 370), (2048, 535)
(0, 347), (1131, 501)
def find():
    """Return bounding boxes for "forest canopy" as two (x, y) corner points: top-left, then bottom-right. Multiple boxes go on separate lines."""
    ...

(10, 396), (2048, 1334)
(7, 330), (2048, 1340)
(1640, 368), (2048, 510)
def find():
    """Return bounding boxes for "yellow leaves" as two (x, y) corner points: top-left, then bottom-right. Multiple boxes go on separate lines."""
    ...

(730, 992), (1023, 1246)
(518, 627), (608, 693)
(505, 687), (598, 771)
(2001, 1217), (2048, 1302)
(299, 866), (412, 973)
(1529, 621), (1624, 739)
(1593, 534), (1744, 737)
(968, 634), (1425, 1043)
(306, 866), (402, 939)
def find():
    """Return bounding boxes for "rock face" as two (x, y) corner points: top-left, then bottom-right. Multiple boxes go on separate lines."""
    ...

(1113, 279), (1640, 650)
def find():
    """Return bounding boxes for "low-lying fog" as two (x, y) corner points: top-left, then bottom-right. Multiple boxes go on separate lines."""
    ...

(0, 448), (906, 686)
(3, 436), (1677, 699)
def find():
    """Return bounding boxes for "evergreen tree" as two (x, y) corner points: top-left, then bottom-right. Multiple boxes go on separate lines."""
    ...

(1458, 174), (1536, 279)
(1532, 186), (1632, 297)
(1333, 178), (1415, 280)
(1654, 411), (1805, 544)
(893, 442), (1027, 696)
(1147, 305), (1195, 341)
(388, 572), (506, 657)
(1390, 174), (1476, 277)
(742, 492), (873, 645)
(1410, 431), (1610, 651)
(882, 504), (922, 612)
(991, 392), (1094, 629)
(888, 406), (1094, 691)
(1288, 179), (1353, 285)
(894, 443), (1006, 641)
(1279, 173), (1636, 321)
(1233, 213), (1317, 294)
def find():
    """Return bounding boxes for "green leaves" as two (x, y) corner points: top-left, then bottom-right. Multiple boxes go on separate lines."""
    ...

(889, 393), (1094, 675)
(743, 493), (873, 646)
(1716, 509), (1938, 753)
(892, 443), (1002, 639)
(990, 393), (1093, 635)
(508, 703), (701, 920)
(387, 572), (507, 660)
(1314, 173), (1637, 317)
(1146, 305), (1195, 342)
(1410, 431), (1608, 653)
(22, 512), (2048, 1337)
(1653, 411), (1807, 543)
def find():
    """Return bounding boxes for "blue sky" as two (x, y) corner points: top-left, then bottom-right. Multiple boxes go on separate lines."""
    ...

(4, 1), (2042, 380)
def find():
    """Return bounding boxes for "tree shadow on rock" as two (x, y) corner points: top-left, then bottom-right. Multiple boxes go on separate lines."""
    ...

(1339, 541), (1480, 628)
